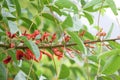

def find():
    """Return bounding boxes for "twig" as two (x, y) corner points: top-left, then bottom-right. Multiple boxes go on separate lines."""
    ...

(0, 38), (120, 49)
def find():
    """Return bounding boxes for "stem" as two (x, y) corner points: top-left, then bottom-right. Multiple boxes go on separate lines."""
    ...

(95, 39), (103, 79)
(0, 38), (120, 49)
(26, 60), (34, 80)
(97, 0), (105, 29)
(85, 56), (90, 80)
(52, 55), (58, 76)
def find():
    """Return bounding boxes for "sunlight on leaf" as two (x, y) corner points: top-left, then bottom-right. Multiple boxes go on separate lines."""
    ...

(59, 64), (70, 79)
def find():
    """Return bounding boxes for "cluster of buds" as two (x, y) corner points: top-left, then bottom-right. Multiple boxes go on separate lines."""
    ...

(79, 30), (86, 37)
(84, 40), (95, 48)
(96, 29), (106, 38)
(3, 30), (73, 64)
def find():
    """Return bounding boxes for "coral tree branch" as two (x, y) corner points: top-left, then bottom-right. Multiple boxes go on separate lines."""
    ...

(0, 38), (120, 49)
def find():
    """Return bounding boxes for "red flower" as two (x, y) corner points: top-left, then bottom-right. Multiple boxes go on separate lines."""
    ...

(3, 56), (12, 64)
(24, 49), (42, 62)
(10, 43), (15, 48)
(16, 50), (24, 60)
(40, 32), (50, 41)
(32, 30), (40, 39)
(79, 30), (86, 37)
(35, 40), (40, 44)
(40, 50), (53, 59)
(24, 49), (35, 60)
(64, 35), (70, 42)
(50, 33), (56, 43)
(52, 48), (63, 60)
(6, 31), (16, 38)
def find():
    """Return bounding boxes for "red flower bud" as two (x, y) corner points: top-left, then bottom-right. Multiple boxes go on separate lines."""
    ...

(10, 43), (15, 48)
(64, 35), (70, 42)
(40, 50), (53, 59)
(40, 32), (50, 41)
(6, 31), (16, 38)
(16, 50), (24, 60)
(50, 33), (56, 43)
(3, 56), (12, 64)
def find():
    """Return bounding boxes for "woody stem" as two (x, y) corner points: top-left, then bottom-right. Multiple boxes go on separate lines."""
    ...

(0, 38), (120, 49)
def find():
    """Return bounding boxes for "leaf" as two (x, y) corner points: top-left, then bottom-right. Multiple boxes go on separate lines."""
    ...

(67, 31), (86, 53)
(1, 8), (16, 18)
(109, 41), (120, 49)
(67, 15), (83, 31)
(39, 75), (47, 80)
(88, 55), (98, 63)
(105, 23), (114, 39)
(0, 29), (5, 36)
(41, 0), (53, 4)
(8, 50), (17, 63)
(62, 15), (73, 29)
(47, 5), (62, 16)
(41, 13), (59, 24)
(8, 20), (18, 34)
(83, 0), (102, 9)
(98, 49), (120, 60)
(37, 0), (44, 12)
(102, 55), (120, 75)
(14, 70), (27, 80)
(81, 0), (86, 6)
(13, 0), (21, 17)
(84, 30), (94, 40)
(0, 63), (7, 80)
(21, 37), (40, 59)
(106, 0), (118, 15)
(55, 0), (78, 13)
(21, 17), (37, 32)
(83, 11), (93, 24)
(59, 64), (70, 79)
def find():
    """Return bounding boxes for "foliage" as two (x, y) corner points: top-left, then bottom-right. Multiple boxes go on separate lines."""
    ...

(0, 0), (120, 80)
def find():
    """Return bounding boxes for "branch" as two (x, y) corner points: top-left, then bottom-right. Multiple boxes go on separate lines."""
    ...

(0, 38), (120, 49)
(84, 38), (120, 44)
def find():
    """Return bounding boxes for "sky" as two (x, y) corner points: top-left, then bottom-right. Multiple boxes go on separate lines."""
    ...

(82, 0), (120, 38)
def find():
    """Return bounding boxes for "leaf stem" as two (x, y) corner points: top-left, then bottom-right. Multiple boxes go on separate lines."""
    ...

(26, 60), (34, 80)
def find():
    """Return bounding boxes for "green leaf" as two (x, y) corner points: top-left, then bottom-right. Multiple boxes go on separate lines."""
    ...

(41, 13), (59, 24)
(109, 41), (120, 49)
(37, 0), (44, 12)
(0, 29), (5, 36)
(59, 64), (70, 79)
(55, 0), (78, 13)
(8, 50), (17, 63)
(102, 55), (120, 74)
(41, 0), (53, 4)
(67, 15), (83, 31)
(84, 30), (94, 40)
(105, 23), (114, 39)
(1, 8), (16, 18)
(83, 0), (102, 9)
(21, 37), (40, 59)
(8, 20), (18, 34)
(13, 0), (21, 17)
(0, 63), (7, 80)
(81, 0), (86, 6)
(84, 11), (93, 24)
(106, 0), (118, 15)
(62, 15), (73, 29)
(98, 49), (120, 60)
(97, 76), (112, 80)
(21, 17), (37, 32)
(67, 31), (86, 53)
(47, 5), (62, 16)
